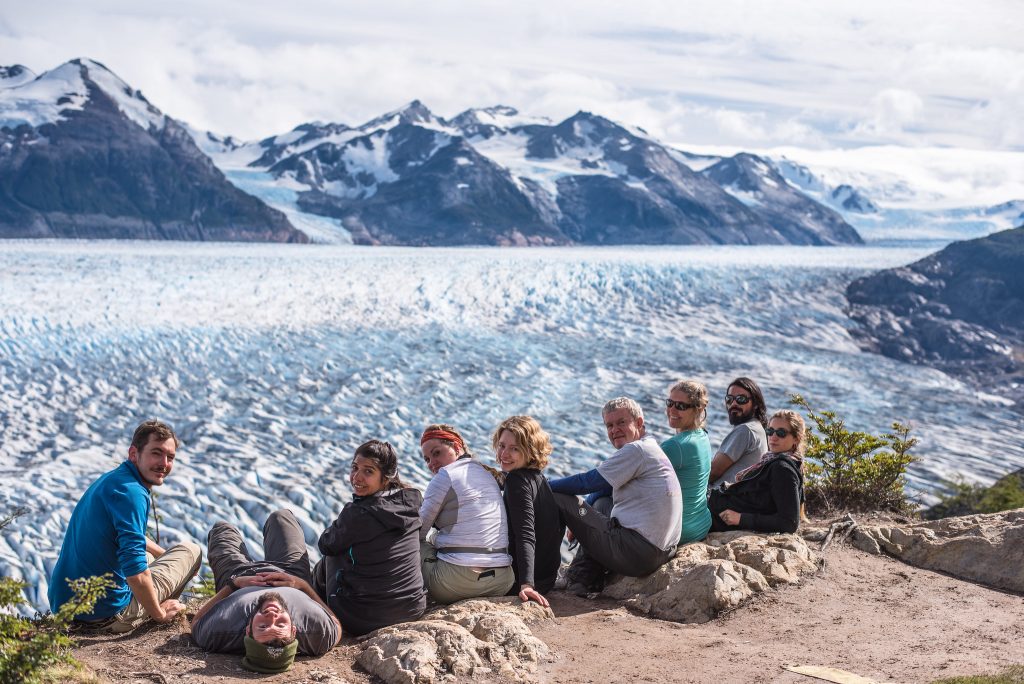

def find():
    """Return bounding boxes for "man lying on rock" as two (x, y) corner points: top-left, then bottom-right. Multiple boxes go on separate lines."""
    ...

(549, 397), (682, 596)
(49, 420), (202, 633)
(191, 509), (341, 675)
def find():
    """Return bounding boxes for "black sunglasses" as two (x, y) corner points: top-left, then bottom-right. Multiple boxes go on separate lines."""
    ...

(665, 398), (697, 411)
(765, 427), (792, 438)
(724, 394), (751, 406)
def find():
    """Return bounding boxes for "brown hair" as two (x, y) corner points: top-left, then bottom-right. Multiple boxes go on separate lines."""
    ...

(491, 415), (553, 471)
(247, 591), (297, 646)
(354, 439), (406, 489)
(728, 377), (768, 429)
(668, 379), (709, 429)
(131, 420), (179, 451)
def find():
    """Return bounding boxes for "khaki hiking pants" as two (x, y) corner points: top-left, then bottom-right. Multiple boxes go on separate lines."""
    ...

(420, 541), (513, 605)
(108, 541), (202, 633)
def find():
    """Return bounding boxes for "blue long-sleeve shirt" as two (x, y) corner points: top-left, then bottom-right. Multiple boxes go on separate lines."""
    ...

(549, 469), (611, 497)
(49, 461), (151, 619)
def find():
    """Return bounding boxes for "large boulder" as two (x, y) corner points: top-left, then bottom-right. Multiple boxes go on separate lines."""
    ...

(357, 597), (552, 684)
(851, 508), (1024, 592)
(602, 532), (817, 623)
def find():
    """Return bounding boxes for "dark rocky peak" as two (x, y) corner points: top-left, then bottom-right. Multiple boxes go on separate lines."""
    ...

(831, 184), (878, 213)
(0, 64), (36, 88)
(451, 105), (522, 139)
(360, 99), (443, 131)
(526, 110), (635, 159)
(702, 152), (783, 192)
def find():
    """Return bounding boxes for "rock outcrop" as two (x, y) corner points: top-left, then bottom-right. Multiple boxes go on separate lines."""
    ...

(851, 509), (1024, 593)
(846, 226), (1024, 411)
(357, 597), (552, 684)
(602, 531), (817, 623)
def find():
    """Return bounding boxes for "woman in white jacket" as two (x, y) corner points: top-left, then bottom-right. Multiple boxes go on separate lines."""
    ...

(418, 423), (514, 604)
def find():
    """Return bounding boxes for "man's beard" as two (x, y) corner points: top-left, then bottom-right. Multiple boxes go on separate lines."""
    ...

(728, 407), (752, 426)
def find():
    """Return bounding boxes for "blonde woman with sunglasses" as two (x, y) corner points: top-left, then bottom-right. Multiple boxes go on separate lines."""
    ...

(661, 380), (713, 544)
(708, 410), (806, 534)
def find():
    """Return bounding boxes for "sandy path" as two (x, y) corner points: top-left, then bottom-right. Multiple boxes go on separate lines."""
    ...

(71, 541), (1024, 683)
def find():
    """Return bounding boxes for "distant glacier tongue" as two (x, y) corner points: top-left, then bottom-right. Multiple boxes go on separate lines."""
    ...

(1, 241), (1020, 612)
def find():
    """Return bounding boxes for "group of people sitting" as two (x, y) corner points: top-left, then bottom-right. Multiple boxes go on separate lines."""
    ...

(47, 375), (806, 673)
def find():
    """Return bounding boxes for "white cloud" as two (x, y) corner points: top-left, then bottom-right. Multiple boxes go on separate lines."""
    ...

(1, 0), (1022, 152)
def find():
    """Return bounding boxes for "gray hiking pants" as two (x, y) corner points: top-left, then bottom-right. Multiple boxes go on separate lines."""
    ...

(554, 493), (676, 591)
(207, 509), (312, 591)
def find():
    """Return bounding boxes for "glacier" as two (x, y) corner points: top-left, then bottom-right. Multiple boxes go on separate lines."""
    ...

(2, 240), (1022, 613)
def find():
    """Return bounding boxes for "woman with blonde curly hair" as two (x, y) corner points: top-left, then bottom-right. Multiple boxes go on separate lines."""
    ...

(492, 416), (565, 607)
(661, 380), (713, 543)
(418, 423), (514, 604)
(708, 409), (806, 534)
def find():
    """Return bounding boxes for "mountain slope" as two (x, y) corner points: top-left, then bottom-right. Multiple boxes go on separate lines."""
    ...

(231, 103), (863, 246)
(847, 226), (1024, 410)
(0, 59), (306, 242)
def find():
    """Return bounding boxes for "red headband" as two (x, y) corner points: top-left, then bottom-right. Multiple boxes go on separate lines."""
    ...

(420, 429), (465, 453)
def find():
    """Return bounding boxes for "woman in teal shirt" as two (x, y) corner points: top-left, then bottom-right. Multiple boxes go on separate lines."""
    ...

(660, 380), (713, 544)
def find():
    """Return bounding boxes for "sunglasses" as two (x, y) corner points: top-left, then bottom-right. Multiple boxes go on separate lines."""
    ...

(765, 427), (793, 438)
(724, 394), (751, 406)
(665, 398), (697, 411)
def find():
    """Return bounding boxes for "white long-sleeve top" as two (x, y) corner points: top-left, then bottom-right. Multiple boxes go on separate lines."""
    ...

(419, 457), (512, 568)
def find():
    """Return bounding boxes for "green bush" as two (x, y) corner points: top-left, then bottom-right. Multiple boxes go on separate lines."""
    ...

(927, 469), (1024, 520)
(790, 394), (918, 516)
(0, 510), (115, 684)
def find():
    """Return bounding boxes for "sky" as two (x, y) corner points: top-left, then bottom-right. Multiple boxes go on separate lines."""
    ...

(2, 1), (1023, 152)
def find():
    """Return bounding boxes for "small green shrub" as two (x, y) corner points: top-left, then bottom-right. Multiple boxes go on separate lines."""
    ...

(0, 510), (115, 684)
(790, 394), (918, 515)
(927, 469), (1024, 520)
(931, 665), (1024, 683)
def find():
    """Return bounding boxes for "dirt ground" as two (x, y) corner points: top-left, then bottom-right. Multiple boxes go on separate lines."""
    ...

(71, 540), (1024, 684)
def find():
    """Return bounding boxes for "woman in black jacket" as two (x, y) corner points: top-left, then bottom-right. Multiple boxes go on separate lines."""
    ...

(493, 415), (565, 607)
(708, 410), (805, 534)
(315, 440), (426, 636)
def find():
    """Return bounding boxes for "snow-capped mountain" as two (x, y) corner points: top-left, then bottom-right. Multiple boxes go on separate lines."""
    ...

(213, 102), (863, 246)
(0, 59), (306, 242)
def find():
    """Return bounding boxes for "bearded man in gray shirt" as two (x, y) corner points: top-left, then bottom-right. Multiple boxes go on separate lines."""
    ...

(708, 377), (769, 489)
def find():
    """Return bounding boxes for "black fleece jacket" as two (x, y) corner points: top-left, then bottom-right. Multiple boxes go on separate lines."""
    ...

(318, 486), (426, 634)
(708, 453), (803, 533)
(503, 468), (565, 594)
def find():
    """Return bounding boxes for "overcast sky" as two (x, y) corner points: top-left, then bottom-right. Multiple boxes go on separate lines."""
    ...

(3, 1), (1022, 151)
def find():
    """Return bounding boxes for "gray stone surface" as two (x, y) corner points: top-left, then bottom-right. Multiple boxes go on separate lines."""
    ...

(852, 509), (1024, 592)
(603, 532), (817, 623)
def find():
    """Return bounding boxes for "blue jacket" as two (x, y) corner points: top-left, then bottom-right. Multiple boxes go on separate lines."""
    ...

(48, 461), (151, 619)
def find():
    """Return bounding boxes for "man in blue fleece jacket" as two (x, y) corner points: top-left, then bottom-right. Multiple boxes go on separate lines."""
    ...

(49, 420), (201, 632)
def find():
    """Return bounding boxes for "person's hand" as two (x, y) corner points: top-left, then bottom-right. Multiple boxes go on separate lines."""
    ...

(155, 598), (184, 622)
(233, 575), (267, 589)
(256, 571), (299, 589)
(518, 584), (549, 608)
(719, 509), (741, 526)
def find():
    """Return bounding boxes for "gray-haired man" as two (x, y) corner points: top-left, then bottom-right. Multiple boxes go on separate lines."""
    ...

(549, 397), (682, 595)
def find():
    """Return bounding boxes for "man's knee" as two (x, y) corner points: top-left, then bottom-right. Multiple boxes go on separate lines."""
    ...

(208, 521), (234, 544)
(266, 508), (297, 527)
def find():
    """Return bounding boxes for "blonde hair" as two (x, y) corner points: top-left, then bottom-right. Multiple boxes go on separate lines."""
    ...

(769, 410), (807, 458)
(491, 415), (553, 471)
(668, 379), (709, 429)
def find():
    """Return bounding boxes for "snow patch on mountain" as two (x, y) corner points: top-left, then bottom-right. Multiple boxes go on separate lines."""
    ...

(0, 65), (36, 89)
(0, 61), (88, 129)
(0, 59), (165, 133)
